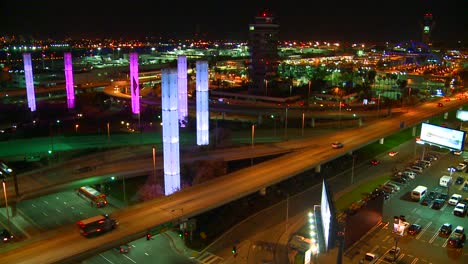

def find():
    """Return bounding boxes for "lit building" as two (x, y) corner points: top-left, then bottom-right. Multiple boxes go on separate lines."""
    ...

(421, 13), (434, 45)
(248, 11), (279, 94)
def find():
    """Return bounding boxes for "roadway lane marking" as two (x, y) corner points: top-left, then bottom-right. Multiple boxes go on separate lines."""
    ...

(42, 212), (48, 216)
(382, 235), (390, 242)
(56, 208), (62, 213)
(31, 204), (36, 208)
(416, 221), (432, 240)
(145, 252), (150, 256)
(56, 196), (60, 200)
(442, 237), (449, 247)
(98, 253), (113, 263)
(71, 206), (75, 210)
(428, 230), (438, 243)
(411, 258), (419, 264)
(43, 200), (48, 204)
(122, 254), (136, 263)
(397, 253), (405, 262)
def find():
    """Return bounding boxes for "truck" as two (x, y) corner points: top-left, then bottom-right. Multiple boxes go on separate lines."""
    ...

(76, 214), (118, 237)
(439, 175), (453, 187)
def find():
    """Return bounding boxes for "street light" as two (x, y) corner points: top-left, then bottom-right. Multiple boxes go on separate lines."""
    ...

(152, 145), (157, 181)
(251, 124), (255, 148)
(302, 112), (305, 137)
(264, 79), (268, 96)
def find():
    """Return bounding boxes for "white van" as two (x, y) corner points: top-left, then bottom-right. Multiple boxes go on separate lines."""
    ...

(440, 175), (453, 187)
(411, 185), (428, 202)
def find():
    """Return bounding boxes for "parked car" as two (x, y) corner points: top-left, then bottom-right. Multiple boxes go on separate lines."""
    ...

(421, 196), (433, 206)
(439, 223), (452, 237)
(439, 193), (449, 201)
(391, 177), (408, 184)
(464, 183), (468, 192)
(384, 246), (401, 261)
(431, 199), (445, 210)
(448, 226), (466, 248)
(453, 203), (467, 217)
(116, 244), (131, 253)
(455, 176), (465, 185)
(428, 191), (439, 200)
(457, 163), (467, 172)
(408, 224), (422, 235)
(448, 194), (463, 205)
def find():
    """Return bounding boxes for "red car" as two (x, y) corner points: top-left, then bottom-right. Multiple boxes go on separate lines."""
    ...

(370, 159), (380, 165)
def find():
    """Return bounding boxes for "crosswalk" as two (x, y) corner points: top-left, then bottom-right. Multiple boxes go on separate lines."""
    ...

(194, 251), (224, 264)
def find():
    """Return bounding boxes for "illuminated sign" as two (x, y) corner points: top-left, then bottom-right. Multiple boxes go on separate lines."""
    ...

(456, 110), (468, 121)
(320, 179), (331, 251)
(420, 123), (465, 150)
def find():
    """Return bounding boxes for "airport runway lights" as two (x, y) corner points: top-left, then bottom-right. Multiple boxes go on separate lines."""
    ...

(162, 68), (181, 195)
(177, 55), (188, 127)
(130, 52), (140, 115)
(64, 52), (75, 109)
(196, 60), (209, 146)
(23, 53), (36, 112)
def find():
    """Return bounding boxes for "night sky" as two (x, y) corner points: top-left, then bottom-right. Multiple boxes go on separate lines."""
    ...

(1, 0), (466, 43)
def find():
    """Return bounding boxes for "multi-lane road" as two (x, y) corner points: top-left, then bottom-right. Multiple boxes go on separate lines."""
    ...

(0, 95), (466, 263)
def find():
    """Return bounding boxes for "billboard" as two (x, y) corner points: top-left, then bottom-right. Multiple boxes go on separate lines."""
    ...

(420, 123), (465, 150)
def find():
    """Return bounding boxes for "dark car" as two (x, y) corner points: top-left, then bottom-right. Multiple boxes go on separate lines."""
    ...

(464, 183), (468, 192)
(391, 177), (408, 184)
(370, 159), (380, 166)
(116, 244), (131, 253)
(421, 197), (432, 206)
(0, 229), (13, 243)
(408, 224), (422, 235)
(431, 199), (445, 210)
(456, 176), (464, 185)
(439, 223), (452, 236)
(439, 193), (449, 201)
(428, 191), (439, 200)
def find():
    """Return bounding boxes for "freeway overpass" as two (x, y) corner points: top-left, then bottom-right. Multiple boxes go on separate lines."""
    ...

(0, 95), (466, 263)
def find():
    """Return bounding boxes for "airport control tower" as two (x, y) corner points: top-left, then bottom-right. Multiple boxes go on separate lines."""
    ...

(248, 11), (279, 95)
(421, 13), (435, 45)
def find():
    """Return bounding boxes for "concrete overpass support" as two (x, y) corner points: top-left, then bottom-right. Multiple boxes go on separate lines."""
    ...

(412, 126), (417, 136)
(310, 117), (315, 128)
(358, 118), (363, 127)
(444, 112), (448, 120)
(379, 138), (384, 144)
(315, 164), (321, 173)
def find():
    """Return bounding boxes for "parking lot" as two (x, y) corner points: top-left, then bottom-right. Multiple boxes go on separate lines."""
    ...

(347, 148), (468, 264)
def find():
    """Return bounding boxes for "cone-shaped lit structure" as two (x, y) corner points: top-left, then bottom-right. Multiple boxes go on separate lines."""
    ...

(23, 53), (36, 112)
(196, 61), (209, 145)
(64, 52), (75, 109)
(162, 68), (180, 195)
(130, 52), (140, 114)
(177, 55), (188, 127)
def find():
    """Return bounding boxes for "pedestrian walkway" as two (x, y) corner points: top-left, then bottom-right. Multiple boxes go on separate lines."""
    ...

(194, 251), (224, 264)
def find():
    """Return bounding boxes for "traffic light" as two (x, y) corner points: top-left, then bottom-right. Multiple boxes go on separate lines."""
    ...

(178, 231), (183, 238)
(146, 233), (151, 240)
(232, 246), (237, 255)
(184, 231), (189, 237)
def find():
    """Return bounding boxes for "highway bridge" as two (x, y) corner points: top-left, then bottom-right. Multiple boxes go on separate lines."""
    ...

(0, 95), (466, 263)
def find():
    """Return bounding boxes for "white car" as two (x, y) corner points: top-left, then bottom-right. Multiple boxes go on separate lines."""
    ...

(332, 142), (343, 149)
(448, 194), (463, 205)
(457, 163), (467, 172)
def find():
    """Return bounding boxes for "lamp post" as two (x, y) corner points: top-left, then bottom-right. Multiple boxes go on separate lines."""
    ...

(107, 122), (110, 141)
(2, 179), (11, 234)
(264, 79), (268, 96)
(152, 145), (157, 181)
(339, 100), (342, 128)
(251, 124), (255, 148)
(302, 112), (305, 137)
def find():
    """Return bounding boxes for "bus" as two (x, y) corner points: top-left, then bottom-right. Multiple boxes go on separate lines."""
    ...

(76, 214), (117, 237)
(77, 186), (108, 207)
